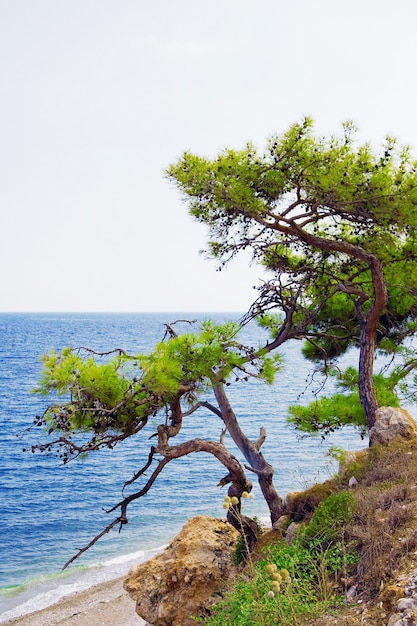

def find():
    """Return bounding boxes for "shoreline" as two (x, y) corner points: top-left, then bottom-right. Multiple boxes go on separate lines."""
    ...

(0, 545), (166, 626)
(0, 576), (145, 626)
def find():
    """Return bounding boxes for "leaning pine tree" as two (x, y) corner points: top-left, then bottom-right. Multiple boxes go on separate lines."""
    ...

(167, 118), (417, 433)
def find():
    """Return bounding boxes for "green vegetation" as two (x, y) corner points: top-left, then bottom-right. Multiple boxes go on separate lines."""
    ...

(202, 439), (417, 625)
(204, 491), (357, 625)
(288, 369), (401, 436)
(298, 491), (355, 549)
(32, 320), (285, 567)
(203, 544), (337, 625)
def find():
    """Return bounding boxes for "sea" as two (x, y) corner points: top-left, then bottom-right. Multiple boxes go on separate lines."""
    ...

(0, 312), (387, 621)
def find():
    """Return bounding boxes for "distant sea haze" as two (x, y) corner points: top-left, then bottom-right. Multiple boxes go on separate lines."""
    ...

(0, 312), (366, 621)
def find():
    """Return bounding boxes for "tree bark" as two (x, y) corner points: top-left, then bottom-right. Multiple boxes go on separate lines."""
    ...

(354, 257), (388, 431)
(212, 380), (283, 524)
(289, 225), (388, 431)
(62, 437), (254, 569)
(244, 217), (390, 431)
(358, 324), (378, 430)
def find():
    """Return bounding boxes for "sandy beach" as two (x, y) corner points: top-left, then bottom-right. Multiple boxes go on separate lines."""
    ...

(1, 576), (146, 626)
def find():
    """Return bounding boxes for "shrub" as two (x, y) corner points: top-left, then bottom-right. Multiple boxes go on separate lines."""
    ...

(299, 491), (356, 549)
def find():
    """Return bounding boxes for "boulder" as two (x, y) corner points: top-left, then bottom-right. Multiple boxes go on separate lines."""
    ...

(285, 521), (301, 545)
(124, 515), (239, 626)
(369, 407), (417, 447)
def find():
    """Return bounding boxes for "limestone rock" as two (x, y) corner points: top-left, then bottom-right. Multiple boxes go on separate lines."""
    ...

(387, 613), (404, 626)
(124, 515), (239, 626)
(272, 514), (290, 533)
(285, 521), (301, 545)
(369, 407), (417, 447)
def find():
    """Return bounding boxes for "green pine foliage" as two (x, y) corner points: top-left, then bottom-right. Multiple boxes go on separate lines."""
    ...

(33, 321), (283, 451)
(288, 393), (366, 435)
(288, 369), (400, 435)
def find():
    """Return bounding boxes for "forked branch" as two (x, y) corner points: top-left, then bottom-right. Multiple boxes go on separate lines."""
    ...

(61, 437), (252, 570)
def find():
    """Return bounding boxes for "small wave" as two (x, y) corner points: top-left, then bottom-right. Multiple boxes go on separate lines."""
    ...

(0, 544), (164, 622)
(0, 582), (81, 622)
(101, 549), (145, 567)
(0, 585), (23, 597)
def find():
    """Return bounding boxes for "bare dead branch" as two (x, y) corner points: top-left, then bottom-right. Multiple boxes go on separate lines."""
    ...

(30, 418), (149, 461)
(61, 436), (252, 570)
(62, 516), (122, 570)
(220, 427), (227, 444)
(244, 463), (269, 476)
(163, 319), (197, 339)
(106, 457), (172, 516)
(198, 400), (222, 418)
(123, 446), (156, 492)
(76, 347), (130, 357)
(217, 473), (232, 487)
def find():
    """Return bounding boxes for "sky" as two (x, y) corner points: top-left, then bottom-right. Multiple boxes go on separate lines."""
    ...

(1, 0), (417, 312)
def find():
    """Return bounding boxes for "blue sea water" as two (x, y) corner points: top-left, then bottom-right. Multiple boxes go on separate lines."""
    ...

(0, 312), (374, 620)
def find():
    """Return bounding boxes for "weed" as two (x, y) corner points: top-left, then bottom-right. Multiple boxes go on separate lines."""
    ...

(286, 481), (337, 522)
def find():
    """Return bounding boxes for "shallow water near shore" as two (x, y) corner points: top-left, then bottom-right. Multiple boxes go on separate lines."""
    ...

(0, 545), (164, 621)
(0, 312), (376, 620)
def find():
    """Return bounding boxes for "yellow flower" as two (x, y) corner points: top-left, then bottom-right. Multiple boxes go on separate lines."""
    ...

(242, 491), (249, 499)
(230, 496), (239, 505)
(272, 572), (282, 582)
(279, 569), (291, 582)
(272, 581), (281, 593)
(223, 496), (231, 503)
(223, 502), (230, 510)
(265, 563), (277, 575)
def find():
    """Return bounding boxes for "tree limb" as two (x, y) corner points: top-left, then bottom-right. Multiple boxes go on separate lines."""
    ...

(62, 517), (122, 570)
(123, 446), (156, 492)
(61, 437), (252, 570)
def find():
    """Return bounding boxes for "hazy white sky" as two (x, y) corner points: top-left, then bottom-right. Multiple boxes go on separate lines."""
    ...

(1, 0), (417, 312)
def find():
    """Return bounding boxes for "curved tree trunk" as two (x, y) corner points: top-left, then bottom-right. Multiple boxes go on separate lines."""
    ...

(156, 436), (259, 557)
(293, 225), (389, 432)
(212, 380), (283, 525)
(63, 437), (255, 569)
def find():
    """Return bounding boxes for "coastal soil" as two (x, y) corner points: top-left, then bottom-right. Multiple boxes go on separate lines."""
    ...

(1, 577), (145, 626)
